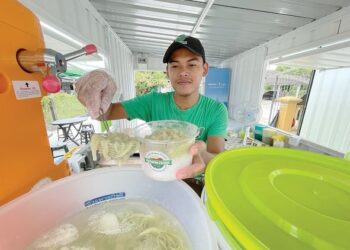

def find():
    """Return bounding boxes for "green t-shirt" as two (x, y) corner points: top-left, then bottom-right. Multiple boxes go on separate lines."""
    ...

(121, 91), (228, 142)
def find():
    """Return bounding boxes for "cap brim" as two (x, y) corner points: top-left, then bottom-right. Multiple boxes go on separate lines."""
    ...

(163, 42), (203, 63)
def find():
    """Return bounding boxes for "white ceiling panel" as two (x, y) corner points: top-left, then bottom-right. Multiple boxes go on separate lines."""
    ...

(90, 0), (350, 63)
(214, 0), (344, 19)
(280, 46), (350, 69)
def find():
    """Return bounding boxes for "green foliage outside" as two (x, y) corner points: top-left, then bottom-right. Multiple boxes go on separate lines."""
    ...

(41, 71), (169, 126)
(265, 83), (307, 97)
(135, 71), (169, 96)
(41, 93), (87, 124)
(276, 65), (312, 76)
(280, 84), (308, 98)
(264, 65), (313, 98)
(264, 84), (273, 91)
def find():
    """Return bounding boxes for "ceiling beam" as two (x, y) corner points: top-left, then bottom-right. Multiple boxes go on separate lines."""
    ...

(191, 0), (215, 36)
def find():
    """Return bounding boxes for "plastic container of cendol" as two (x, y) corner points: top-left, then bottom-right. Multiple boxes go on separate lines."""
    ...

(134, 120), (201, 181)
(204, 147), (350, 250)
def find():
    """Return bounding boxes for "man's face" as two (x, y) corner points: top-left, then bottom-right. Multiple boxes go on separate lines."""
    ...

(166, 48), (208, 97)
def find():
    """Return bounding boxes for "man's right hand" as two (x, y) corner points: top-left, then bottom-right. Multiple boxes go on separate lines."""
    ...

(75, 69), (117, 119)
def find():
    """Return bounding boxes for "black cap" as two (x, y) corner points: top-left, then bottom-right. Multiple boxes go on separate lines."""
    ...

(163, 34), (206, 63)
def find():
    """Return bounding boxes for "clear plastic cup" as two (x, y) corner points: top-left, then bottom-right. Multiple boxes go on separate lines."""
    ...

(134, 120), (200, 181)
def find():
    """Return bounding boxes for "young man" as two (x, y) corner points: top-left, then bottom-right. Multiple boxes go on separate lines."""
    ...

(76, 34), (228, 192)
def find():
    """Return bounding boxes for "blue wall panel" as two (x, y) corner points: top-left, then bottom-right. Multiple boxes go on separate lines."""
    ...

(204, 67), (231, 107)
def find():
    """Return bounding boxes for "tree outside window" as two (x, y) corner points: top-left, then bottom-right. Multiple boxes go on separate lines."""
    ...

(135, 71), (170, 96)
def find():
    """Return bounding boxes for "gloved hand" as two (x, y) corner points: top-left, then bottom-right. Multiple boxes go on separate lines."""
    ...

(176, 141), (206, 179)
(75, 69), (117, 119)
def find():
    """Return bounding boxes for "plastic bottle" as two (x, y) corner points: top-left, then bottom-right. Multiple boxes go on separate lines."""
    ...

(254, 124), (266, 141)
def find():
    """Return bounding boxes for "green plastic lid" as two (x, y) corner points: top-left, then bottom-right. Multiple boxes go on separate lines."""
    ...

(205, 147), (350, 250)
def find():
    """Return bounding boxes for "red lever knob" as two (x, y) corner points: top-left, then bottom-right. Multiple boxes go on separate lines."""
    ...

(84, 44), (97, 55)
(42, 75), (61, 93)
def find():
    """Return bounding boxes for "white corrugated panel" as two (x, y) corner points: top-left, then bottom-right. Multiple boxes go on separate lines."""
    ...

(20, 0), (136, 130)
(103, 25), (137, 131)
(20, 0), (106, 52)
(267, 6), (350, 62)
(221, 46), (268, 126)
(91, 0), (349, 63)
(133, 55), (165, 71)
(300, 68), (350, 153)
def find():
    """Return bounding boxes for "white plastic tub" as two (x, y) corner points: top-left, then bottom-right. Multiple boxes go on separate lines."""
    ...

(201, 188), (233, 250)
(0, 167), (217, 250)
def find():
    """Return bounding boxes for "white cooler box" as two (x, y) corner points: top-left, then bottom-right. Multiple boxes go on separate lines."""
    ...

(0, 167), (217, 250)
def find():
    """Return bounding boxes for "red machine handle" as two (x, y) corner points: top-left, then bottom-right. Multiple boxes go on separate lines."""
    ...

(84, 44), (97, 55)
(42, 75), (61, 93)
(64, 44), (98, 61)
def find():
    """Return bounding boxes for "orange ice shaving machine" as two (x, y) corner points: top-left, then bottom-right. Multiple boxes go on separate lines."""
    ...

(0, 0), (97, 205)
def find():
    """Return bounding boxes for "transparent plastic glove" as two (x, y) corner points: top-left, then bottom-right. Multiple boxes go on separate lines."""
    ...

(75, 69), (117, 119)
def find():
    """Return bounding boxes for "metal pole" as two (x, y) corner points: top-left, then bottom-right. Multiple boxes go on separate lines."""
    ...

(49, 95), (57, 121)
(297, 70), (315, 135)
(268, 75), (278, 124)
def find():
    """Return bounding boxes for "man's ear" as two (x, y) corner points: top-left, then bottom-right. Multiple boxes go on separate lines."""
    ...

(203, 62), (209, 76)
(165, 64), (169, 78)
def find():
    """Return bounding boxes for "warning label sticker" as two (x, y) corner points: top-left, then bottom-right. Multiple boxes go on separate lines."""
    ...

(12, 81), (42, 100)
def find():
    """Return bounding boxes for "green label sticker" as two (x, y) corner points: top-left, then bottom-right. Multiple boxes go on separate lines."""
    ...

(144, 151), (172, 171)
(175, 34), (188, 44)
